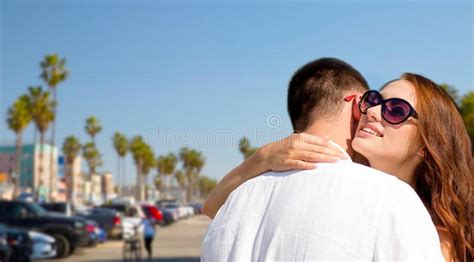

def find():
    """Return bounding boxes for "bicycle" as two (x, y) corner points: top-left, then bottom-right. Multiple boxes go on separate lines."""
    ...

(122, 225), (142, 262)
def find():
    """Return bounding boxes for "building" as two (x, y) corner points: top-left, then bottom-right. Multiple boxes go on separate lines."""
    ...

(63, 156), (84, 205)
(0, 144), (58, 199)
(83, 173), (103, 204)
(101, 172), (115, 201)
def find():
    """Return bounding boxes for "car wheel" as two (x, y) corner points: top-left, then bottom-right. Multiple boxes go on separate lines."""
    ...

(69, 245), (76, 255)
(52, 234), (71, 258)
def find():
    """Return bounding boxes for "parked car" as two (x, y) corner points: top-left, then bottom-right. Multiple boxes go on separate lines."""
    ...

(40, 202), (74, 216)
(17, 193), (34, 202)
(85, 220), (99, 247)
(141, 204), (164, 225)
(29, 231), (56, 260)
(0, 200), (89, 258)
(189, 203), (203, 214)
(158, 208), (175, 226)
(102, 204), (144, 238)
(184, 206), (195, 217)
(0, 224), (32, 262)
(0, 230), (11, 262)
(157, 202), (179, 220)
(76, 207), (123, 239)
(160, 202), (190, 220)
(96, 226), (107, 244)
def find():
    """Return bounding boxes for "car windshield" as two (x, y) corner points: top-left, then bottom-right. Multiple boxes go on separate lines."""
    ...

(26, 202), (48, 216)
(103, 205), (126, 213)
(41, 203), (66, 213)
(92, 208), (115, 215)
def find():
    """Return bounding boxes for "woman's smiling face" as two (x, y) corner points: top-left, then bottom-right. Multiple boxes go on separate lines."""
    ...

(352, 80), (425, 176)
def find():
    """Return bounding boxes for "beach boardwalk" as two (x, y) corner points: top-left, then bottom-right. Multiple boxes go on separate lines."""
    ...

(45, 215), (211, 262)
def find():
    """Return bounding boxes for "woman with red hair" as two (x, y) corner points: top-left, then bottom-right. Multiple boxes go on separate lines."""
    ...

(204, 73), (473, 261)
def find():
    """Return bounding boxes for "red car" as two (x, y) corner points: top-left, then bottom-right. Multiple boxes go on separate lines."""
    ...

(141, 205), (164, 225)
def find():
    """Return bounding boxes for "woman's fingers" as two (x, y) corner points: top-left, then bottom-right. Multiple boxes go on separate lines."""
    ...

(298, 144), (347, 160)
(295, 133), (347, 159)
(292, 150), (340, 163)
(283, 160), (316, 170)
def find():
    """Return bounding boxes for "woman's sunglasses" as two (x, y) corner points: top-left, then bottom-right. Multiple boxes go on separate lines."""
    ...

(359, 90), (418, 125)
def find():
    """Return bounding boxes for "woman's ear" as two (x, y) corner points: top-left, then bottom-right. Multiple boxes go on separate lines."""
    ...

(417, 147), (426, 158)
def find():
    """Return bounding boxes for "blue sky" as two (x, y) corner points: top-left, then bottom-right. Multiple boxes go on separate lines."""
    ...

(1, 0), (472, 184)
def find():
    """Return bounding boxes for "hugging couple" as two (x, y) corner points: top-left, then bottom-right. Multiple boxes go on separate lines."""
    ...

(201, 58), (472, 261)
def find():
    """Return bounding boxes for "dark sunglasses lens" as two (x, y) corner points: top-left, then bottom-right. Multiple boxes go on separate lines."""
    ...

(361, 91), (382, 112)
(384, 100), (411, 123)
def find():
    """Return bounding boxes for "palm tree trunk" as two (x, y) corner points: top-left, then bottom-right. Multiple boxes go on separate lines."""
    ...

(70, 161), (75, 204)
(38, 132), (45, 200)
(65, 161), (71, 202)
(116, 154), (120, 197)
(164, 174), (168, 199)
(120, 157), (127, 195)
(88, 169), (93, 204)
(135, 162), (142, 201)
(186, 171), (192, 204)
(13, 132), (23, 198)
(49, 87), (57, 201)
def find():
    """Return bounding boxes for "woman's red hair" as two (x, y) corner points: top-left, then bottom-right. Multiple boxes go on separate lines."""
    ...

(401, 73), (473, 261)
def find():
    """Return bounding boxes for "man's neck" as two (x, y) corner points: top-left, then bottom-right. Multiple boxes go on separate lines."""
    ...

(303, 122), (353, 157)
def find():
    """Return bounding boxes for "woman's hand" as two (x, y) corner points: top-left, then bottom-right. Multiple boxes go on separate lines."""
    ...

(256, 133), (348, 172)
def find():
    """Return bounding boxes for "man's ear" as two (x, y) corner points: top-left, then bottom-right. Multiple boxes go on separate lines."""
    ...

(352, 95), (362, 121)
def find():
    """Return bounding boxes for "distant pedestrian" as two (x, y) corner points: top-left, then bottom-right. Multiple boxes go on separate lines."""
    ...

(143, 217), (155, 259)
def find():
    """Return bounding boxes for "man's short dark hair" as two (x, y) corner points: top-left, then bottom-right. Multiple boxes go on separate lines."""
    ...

(288, 57), (369, 132)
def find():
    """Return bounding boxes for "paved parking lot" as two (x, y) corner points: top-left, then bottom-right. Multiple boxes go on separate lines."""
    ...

(44, 215), (211, 262)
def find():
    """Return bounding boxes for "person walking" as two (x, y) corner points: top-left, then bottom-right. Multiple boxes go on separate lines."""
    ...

(143, 217), (156, 260)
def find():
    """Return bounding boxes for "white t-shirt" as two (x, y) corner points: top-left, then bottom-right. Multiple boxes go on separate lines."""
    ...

(202, 145), (444, 261)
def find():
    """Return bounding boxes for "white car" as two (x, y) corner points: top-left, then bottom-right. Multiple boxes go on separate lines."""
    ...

(184, 206), (195, 217)
(29, 231), (56, 260)
(163, 203), (189, 219)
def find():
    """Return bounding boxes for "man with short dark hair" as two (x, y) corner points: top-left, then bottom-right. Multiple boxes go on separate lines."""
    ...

(287, 57), (369, 132)
(201, 58), (443, 261)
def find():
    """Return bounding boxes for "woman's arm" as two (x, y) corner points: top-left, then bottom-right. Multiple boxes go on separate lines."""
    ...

(201, 150), (268, 219)
(202, 133), (346, 219)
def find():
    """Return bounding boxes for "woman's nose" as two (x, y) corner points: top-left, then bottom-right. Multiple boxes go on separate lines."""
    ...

(366, 105), (382, 122)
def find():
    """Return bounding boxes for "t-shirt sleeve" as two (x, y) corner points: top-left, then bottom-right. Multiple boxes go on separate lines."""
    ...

(373, 182), (444, 261)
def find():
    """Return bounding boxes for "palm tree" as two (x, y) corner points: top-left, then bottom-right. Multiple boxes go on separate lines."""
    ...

(175, 170), (187, 202)
(179, 148), (205, 203)
(112, 132), (128, 196)
(141, 147), (156, 200)
(153, 175), (163, 193)
(239, 137), (258, 159)
(156, 153), (177, 198)
(6, 94), (32, 197)
(192, 152), (205, 199)
(85, 116), (102, 143)
(129, 136), (148, 201)
(82, 142), (102, 178)
(28, 86), (55, 196)
(198, 176), (217, 197)
(40, 54), (69, 199)
(62, 136), (81, 202)
(82, 142), (102, 203)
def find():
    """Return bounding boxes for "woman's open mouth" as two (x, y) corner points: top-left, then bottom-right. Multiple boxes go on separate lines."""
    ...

(361, 127), (383, 137)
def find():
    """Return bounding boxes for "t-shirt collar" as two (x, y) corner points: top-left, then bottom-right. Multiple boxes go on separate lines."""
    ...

(329, 140), (352, 162)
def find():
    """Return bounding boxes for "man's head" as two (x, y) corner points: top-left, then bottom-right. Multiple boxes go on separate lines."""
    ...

(288, 57), (369, 133)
